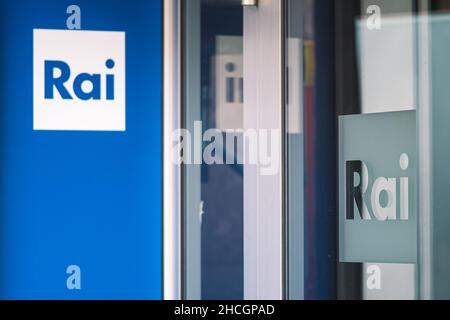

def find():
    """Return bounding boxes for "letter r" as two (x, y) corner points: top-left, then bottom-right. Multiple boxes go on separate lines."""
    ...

(45, 60), (72, 99)
(346, 160), (371, 220)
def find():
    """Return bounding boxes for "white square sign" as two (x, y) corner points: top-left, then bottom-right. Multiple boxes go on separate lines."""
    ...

(33, 29), (126, 131)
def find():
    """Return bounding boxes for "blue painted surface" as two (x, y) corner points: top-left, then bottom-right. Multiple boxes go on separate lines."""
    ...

(0, 0), (162, 299)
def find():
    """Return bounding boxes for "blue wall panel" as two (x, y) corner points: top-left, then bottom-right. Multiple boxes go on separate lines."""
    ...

(0, 0), (162, 299)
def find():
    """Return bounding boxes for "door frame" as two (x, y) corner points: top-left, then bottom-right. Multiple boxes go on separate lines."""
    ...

(163, 0), (287, 300)
(243, 0), (285, 300)
(163, 0), (182, 301)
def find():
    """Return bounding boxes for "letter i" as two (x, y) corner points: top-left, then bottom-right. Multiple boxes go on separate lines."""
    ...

(400, 154), (409, 220)
(106, 59), (115, 100)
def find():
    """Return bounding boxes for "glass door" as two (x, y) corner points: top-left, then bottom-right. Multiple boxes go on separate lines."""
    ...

(283, 0), (442, 300)
(177, 0), (285, 300)
(166, 0), (450, 301)
(181, 0), (245, 300)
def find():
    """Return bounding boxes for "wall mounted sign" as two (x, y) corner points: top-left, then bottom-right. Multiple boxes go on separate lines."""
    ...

(339, 110), (417, 264)
(34, 29), (126, 131)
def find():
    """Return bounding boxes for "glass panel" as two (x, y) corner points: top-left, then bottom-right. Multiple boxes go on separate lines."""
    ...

(284, 0), (425, 300)
(182, 0), (244, 300)
(285, 0), (308, 300)
(429, 0), (450, 299)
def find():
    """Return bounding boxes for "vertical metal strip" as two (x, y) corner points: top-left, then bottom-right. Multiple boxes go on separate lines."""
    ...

(163, 0), (182, 301)
(418, 0), (433, 300)
(243, 0), (284, 300)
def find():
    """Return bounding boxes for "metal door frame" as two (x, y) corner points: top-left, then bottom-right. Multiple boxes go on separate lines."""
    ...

(243, 0), (285, 300)
(163, 0), (286, 300)
(163, 0), (182, 301)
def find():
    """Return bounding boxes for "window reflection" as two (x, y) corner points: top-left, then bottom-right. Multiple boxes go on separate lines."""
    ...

(183, 0), (244, 300)
(285, 0), (427, 300)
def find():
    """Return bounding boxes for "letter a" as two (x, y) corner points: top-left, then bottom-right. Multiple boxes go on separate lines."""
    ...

(367, 5), (381, 30)
(366, 265), (381, 290)
(66, 265), (81, 290)
(67, 5), (81, 30)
